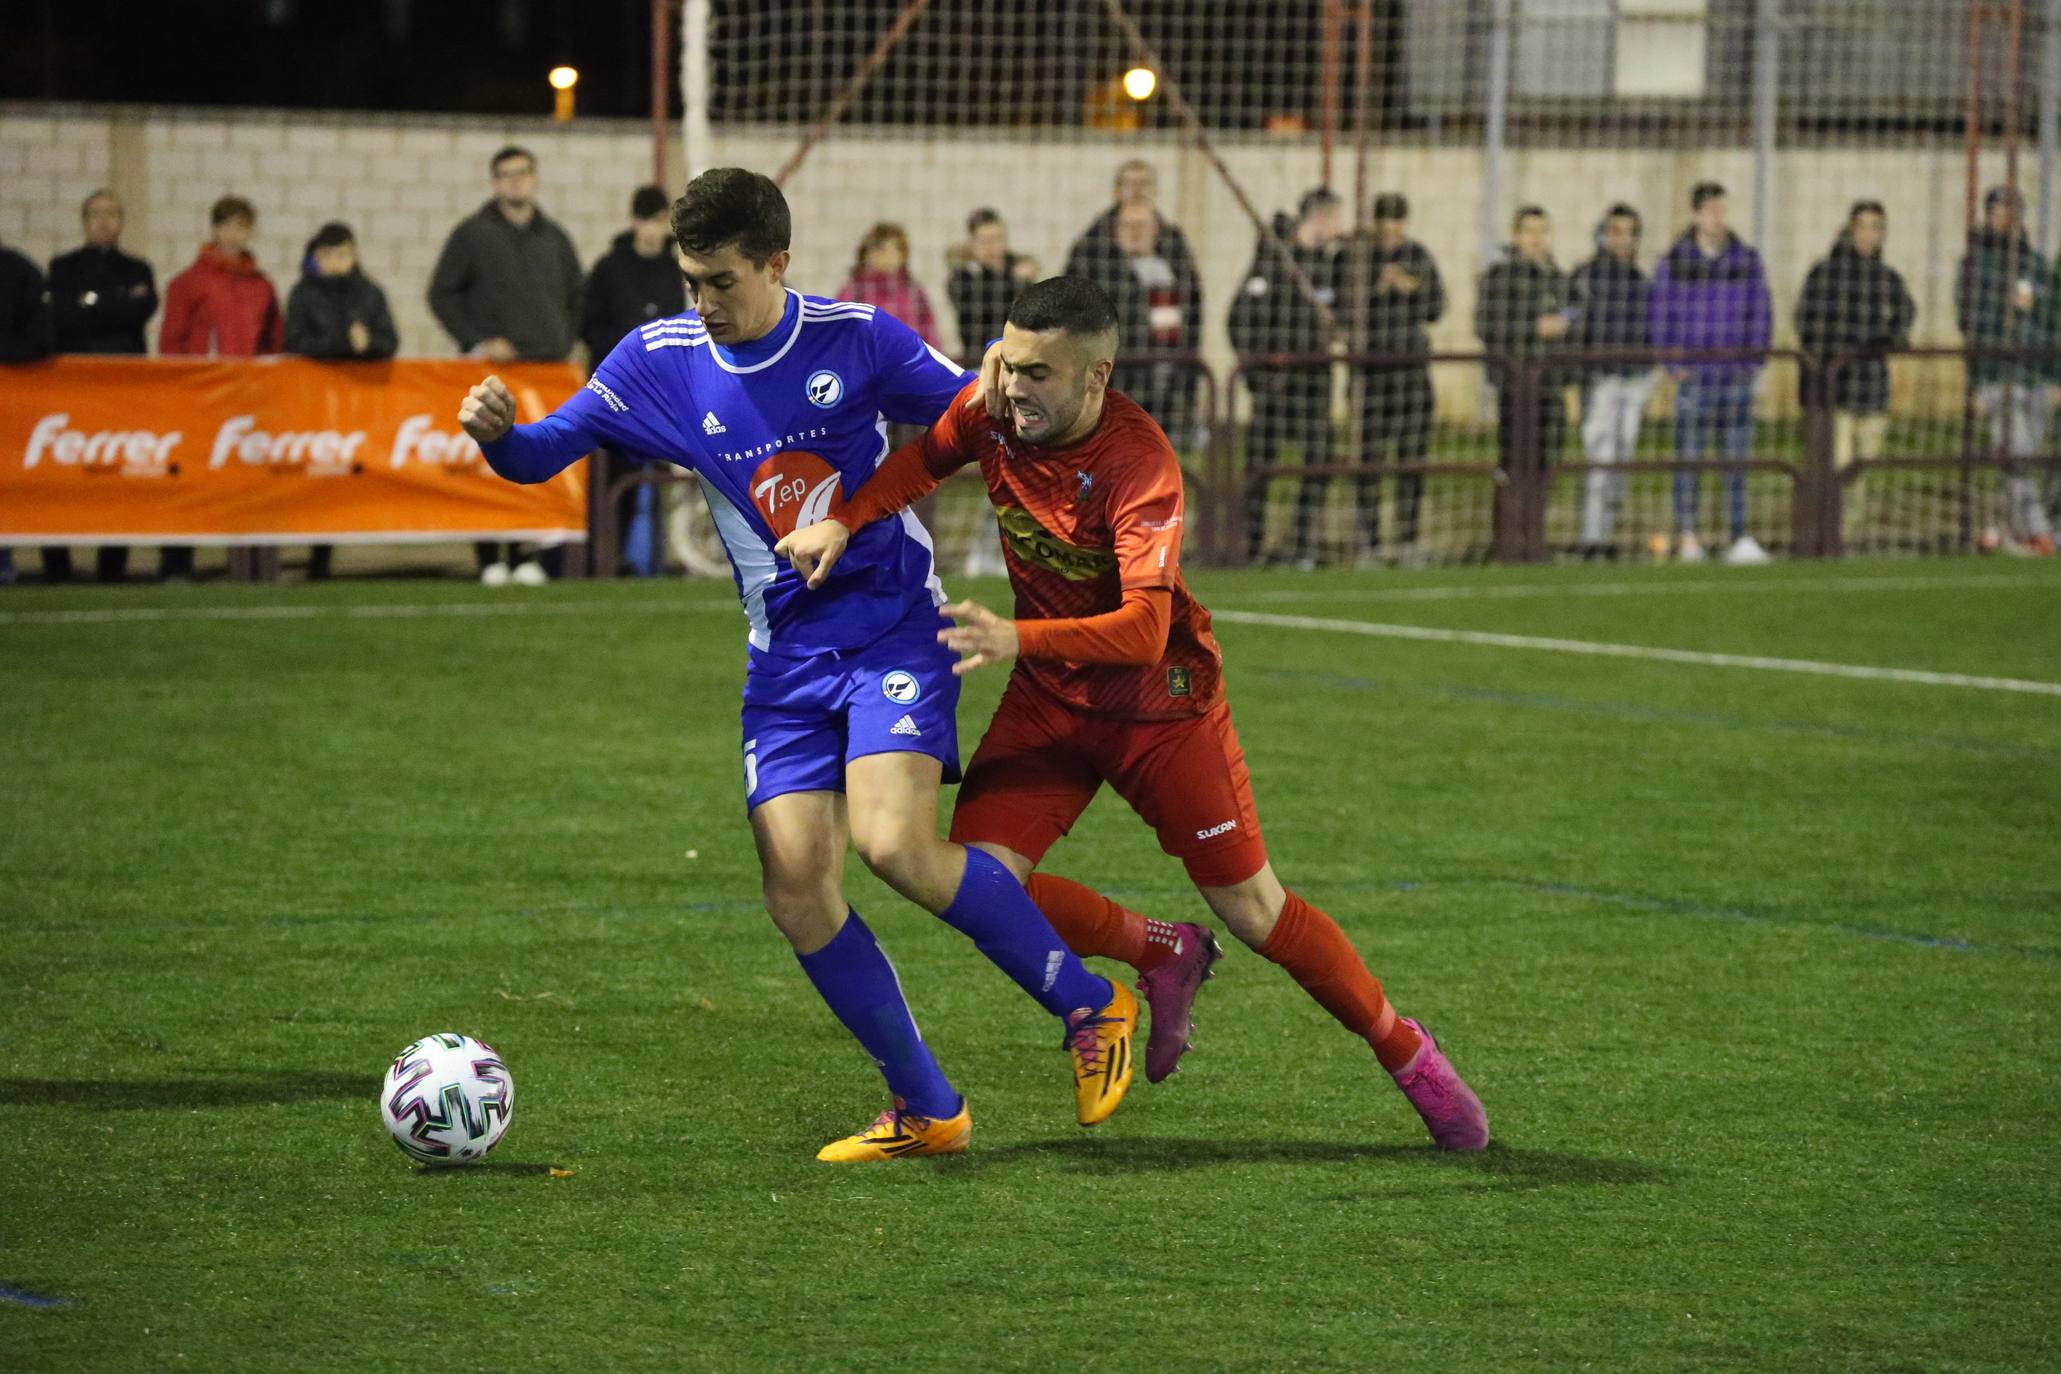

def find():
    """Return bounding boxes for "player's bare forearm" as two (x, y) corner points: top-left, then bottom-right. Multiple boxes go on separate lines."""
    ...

(937, 600), (1019, 676)
(773, 518), (851, 590)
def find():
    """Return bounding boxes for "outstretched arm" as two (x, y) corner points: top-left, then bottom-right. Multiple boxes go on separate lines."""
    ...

(458, 374), (596, 484)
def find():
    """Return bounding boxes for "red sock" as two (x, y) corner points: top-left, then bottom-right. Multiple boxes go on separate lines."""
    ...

(1257, 891), (1422, 1072)
(1024, 872), (1186, 974)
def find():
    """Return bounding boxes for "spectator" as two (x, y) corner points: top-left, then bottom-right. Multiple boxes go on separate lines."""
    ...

(1570, 203), (1659, 558)
(946, 207), (1037, 360)
(1475, 204), (1573, 553)
(1066, 160), (1205, 441)
(161, 194), (284, 581)
(1354, 191), (1445, 562)
(1796, 201), (1917, 551)
(837, 222), (940, 347)
(1228, 187), (1342, 567)
(284, 222), (398, 581)
(429, 145), (584, 586)
(1649, 181), (1774, 564)
(581, 186), (687, 577)
(46, 188), (158, 582)
(0, 237), (49, 588)
(1957, 185), (2058, 555)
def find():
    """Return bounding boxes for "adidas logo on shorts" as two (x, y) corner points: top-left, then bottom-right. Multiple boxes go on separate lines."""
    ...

(890, 714), (921, 738)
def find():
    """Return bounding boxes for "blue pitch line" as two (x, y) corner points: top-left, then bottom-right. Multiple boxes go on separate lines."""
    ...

(0, 1284), (73, 1308)
(1251, 667), (2061, 760)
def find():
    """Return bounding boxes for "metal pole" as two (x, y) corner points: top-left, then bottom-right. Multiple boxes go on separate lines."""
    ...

(1752, 0), (1778, 258)
(2042, 0), (2060, 255)
(681, 0), (711, 180)
(1319, 0), (1343, 190)
(651, 0), (670, 187)
(1480, 0), (1512, 273)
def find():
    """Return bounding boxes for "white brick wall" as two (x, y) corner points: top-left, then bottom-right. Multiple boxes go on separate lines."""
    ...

(0, 100), (2039, 416)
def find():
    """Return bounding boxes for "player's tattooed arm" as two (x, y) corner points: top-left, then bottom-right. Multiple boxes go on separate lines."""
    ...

(938, 600), (1019, 676)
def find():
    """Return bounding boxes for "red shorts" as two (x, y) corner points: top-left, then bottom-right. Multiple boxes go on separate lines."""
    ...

(949, 674), (1267, 888)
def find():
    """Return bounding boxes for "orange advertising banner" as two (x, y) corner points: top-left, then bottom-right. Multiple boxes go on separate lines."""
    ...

(0, 358), (588, 544)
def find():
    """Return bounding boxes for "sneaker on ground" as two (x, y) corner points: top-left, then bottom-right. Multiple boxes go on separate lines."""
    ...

(816, 1098), (971, 1163)
(1064, 980), (1138, 1126)
(1136, 923), (1223, 1084)
(1390, 1017), (1490, 1151)
(479, 562), (512, 587)
(1676, 533), (1707, 563)
(510, 560), (549, 586)
(1723, 535), (1773, 566)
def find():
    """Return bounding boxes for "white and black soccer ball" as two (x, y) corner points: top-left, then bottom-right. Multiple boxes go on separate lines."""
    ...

(380, 1033), (514, 1166)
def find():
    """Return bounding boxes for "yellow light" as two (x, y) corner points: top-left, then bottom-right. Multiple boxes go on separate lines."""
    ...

(1122, 67), (1157, 101)
(549, 66), (580, 91)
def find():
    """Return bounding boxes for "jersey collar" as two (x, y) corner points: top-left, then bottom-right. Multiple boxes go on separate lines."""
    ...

(708, 289), (804, 375)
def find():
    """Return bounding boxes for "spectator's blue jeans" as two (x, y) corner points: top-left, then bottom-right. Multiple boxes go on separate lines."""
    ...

(1673, 376), (1755, 539)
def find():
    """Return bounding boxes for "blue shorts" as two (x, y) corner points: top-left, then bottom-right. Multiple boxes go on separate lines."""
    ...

(739, 616), (962, 811)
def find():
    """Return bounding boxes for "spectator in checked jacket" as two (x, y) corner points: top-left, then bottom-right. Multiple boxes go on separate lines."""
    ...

(160, 194), (283, 580)
(1569, 203), (1657, 558)
(45, 189), (158, 581)
(429, 145), (584, 585)
(1648, 181), (1773, 563)
(1796, 201), (1916, 550)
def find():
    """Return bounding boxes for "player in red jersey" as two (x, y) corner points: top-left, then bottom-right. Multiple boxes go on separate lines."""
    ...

(777, 276), (1487, 1149)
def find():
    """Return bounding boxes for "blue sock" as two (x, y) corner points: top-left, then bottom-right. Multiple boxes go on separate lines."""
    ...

(937, 847), (1114, 1019)
(796, 911), (960, 1120)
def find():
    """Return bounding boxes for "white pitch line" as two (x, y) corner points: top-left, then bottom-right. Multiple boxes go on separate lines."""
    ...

(1211, 608), (2061, 697)
(1224, 571), (2061, 605)
(0, 600), (728, 627)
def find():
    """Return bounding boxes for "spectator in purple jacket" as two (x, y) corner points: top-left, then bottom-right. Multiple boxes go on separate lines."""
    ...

(1649, 181), (1773, 564)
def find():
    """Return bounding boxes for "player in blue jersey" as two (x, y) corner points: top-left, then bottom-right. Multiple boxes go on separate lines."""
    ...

(455, 168), (1137, 1162)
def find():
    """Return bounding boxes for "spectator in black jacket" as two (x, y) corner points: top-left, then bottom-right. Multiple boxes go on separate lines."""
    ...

(1475, 207), (1573, 556)
(45, 189), (156, 581)
(1569, 203), (1657, 556)
(1796, 201), (1916, 546)
(1228, 188), (1342, 566)
(581, 186), (687, 576)
(1353, 192), (1445, 561)
(1066, 161), (1204, 441)
(428, 145), (584, 585)
(0, 238), (49, 587)
(947, 208), (1037, 361)
(283, 222), (398, 580)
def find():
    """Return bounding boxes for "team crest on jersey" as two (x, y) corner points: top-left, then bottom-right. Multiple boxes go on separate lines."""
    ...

(804, 370), (844, 408)
(1075, 471), (1093, 502)
(750, 450), (842, 537)
(881, 670), (922, 705)
(1167, 666), (1193, 698)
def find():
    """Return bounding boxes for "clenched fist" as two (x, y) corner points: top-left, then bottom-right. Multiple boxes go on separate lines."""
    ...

(458, 375), (516, 445)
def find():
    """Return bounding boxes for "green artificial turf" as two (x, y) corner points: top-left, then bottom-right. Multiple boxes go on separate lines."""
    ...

(2, 559), (2056, 1372)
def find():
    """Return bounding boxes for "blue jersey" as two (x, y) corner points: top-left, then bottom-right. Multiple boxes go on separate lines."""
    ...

(480, 289), (972, 653)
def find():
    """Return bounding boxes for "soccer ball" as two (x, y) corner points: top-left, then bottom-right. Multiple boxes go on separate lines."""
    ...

(380, 1033), (514, 1165)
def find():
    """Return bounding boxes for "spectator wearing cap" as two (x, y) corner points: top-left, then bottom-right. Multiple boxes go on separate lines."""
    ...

(581, 186), (688, 576)
(1569, 203), (1658, 558)
(45, 189), (158, 582)
(1353, 190), (1445, 562)
(283, 221), (398, 580)
(1957, 185), (2059, 554)
(429, 145), (584, 585)
(1796, 201), (1915, 550)
(1229, 187), (1343, 567)
(1649, 180), (1774, 564)
(947, 208), (1038, 360)
(159, 194), (284, 580)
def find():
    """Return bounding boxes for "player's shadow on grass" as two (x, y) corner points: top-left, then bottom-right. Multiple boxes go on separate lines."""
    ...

(960, 1137), (1666, 1191)
(412, 1162), (562, 1178)
(0, 1071), (370, 1111)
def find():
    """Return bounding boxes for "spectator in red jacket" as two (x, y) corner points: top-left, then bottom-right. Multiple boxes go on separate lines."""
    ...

(158, 195), (282, 580)
(837, 222), (940, 348)
(160, 195), (282, 358)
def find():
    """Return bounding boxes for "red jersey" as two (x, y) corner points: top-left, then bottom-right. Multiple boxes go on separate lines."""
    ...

(920, 383), (1223, 721)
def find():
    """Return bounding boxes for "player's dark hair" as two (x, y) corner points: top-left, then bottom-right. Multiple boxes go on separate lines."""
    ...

(631, 185), (670, 220)
(306, 220), (354, 252)
(672, 167), (791, 266)
(1007, 275), (1119, 337)
(210, 195), (255, 227)
(1512, 204), (1547, 231)
(1297, 187), (1341, 222)
(1372, 191), (1409, 222)
(967, 207), (1003, 235)
(1691, 180), (1727, 210)
(491, 145), (534, 175)
(1848, 199), (1886, 223)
